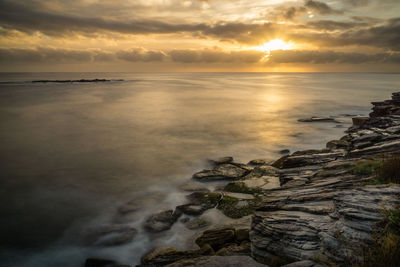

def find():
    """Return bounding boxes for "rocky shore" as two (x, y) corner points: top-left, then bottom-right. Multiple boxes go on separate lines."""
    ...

(85, 92), (400, 267)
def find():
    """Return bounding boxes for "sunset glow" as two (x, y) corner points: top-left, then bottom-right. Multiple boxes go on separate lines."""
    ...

(255, 39), (293, 53)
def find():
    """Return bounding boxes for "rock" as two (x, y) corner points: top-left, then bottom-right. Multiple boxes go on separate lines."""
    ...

(143, 210), (182, 233)
(279, 149), (291, 154)
(180, 218), (190, 224)
(298, 117), (339, 123)
(247, 159), (273, 166)
(166, 255), (266, 267)
(195, 227), (236, 251)
(217, 196), (259, 219)
(326, 140), (349, 150)
(176, 204), (205, 216)
(193, 164), (249, 181)
(282, 260), (324, 267)
(141, 245), (213, 266)
(251, 185), (400, 263)
(215, 241), (251, 256)
(83, 225), (137, 246)
(349, 139), (400, 157)
(177, 192), (221, 215)
(235, 228), (250, 241)
(352, 116), (369, 126)
(209, 157), (234, 165)
(84, 258), (116, 267)
(272, 150), (344, 169)
(186, 217), (212, 230)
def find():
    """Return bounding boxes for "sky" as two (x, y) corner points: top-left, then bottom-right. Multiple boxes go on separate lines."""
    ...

(0, 0), (399, 72)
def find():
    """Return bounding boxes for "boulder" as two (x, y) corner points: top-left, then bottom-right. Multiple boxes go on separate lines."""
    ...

(195, 227), (236, 251)
(143, 210), (182, 233)
(176, 192), (221, 215)
(352, 116), (369, 126)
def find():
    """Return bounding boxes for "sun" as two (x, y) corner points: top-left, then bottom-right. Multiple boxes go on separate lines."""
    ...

(255, 39), (293, 53)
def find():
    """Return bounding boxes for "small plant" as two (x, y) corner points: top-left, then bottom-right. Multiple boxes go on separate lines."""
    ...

(351, 161), (382, 176)
(357, 204), (400, 267)
(378, 156), (400, 184)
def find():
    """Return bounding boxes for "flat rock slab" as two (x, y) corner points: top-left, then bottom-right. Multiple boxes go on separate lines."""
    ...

(193, 164), (249, 181)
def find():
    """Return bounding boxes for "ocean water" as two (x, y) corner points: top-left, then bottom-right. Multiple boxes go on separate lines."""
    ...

(0, 72), (399, 266)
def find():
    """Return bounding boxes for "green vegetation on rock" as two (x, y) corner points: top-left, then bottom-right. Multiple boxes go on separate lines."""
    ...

(351, 161), (383, 176)
(224, 182), (261, 194)
(217, 196), (259, 219)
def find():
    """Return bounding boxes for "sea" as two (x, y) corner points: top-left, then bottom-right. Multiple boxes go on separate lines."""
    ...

(0, 72), (399, 266)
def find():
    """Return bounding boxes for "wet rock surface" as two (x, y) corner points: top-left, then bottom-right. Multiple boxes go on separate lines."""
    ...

(143, 210), (182, 233)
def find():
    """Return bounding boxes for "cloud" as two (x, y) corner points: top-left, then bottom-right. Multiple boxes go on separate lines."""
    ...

(301, 20), (368, 31)
(304, 0), (343, 15)
(291, 17), (400, 50)
(169, 49), (265, 63)
(269, 50), (400, 64)
(116, 49), (166, 62)
(0, 47), (166, 63)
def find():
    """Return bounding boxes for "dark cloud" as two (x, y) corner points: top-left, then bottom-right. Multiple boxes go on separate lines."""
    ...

(291, 17), (400, 50)
(270, 50), (400, 64)
(301, 20), (368, 31)
(304, 0), (343, 15)
(0, 0), (277, 45)
(0, 0), (206, 36)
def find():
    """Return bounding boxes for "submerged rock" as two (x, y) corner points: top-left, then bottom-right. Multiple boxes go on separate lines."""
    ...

(177, 192), (222, 216)
(208, 156), (234, 165)
(298, 117), (339, 123)
(83, 225), (137, 247)
(143, 210), (182, 233)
